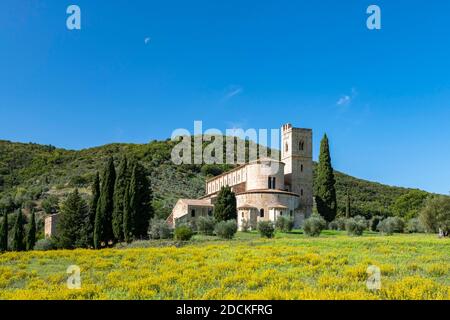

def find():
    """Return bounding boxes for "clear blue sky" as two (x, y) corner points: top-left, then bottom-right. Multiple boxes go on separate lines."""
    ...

(1, 0), (450, 194)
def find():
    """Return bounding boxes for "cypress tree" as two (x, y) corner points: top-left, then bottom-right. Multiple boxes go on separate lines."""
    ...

(123, 182), (132, 243)
(0, 211), (8, 252)
(12, 209), (25, 251)
(56, 189), (89, 249)
(94, 157), (116, 248)
(112, 156), (128, 241)
(214, 186), (237, 222)
(26, 209), (36, 251)
(88, 172), (100, 247)
(315, 134), (337, 222)
(127, 162), (153, 239)
(345, 189), (351, 219)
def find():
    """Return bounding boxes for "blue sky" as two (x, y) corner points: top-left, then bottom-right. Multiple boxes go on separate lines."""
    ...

(1, 0), (450, 194)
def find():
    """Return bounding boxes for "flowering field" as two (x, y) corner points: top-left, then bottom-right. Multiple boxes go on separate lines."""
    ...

(0, 233), (449, 300)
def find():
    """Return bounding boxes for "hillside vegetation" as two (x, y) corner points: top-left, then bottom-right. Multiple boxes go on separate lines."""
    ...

(0, 138), (426, 219)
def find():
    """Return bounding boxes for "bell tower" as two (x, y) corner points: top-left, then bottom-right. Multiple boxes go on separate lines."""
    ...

(281, 123), (313, 217)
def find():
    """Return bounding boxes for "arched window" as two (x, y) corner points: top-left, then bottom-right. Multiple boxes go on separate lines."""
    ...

(301, 164), (304, 172)
(285, 143), (289, 153)
(301, 189), (304, 196)
(299, 141), (305, 151)
(260, 209), (265, 218)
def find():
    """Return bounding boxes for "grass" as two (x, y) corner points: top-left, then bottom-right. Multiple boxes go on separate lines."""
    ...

(0, 232), (448, 300)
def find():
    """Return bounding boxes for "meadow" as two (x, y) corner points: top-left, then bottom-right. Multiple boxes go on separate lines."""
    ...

(0, 232), (448, 300)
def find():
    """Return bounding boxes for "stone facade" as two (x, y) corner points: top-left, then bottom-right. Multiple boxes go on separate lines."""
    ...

(170, 123), (313, 230)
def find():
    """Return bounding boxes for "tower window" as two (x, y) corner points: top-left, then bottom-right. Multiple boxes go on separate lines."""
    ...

(260, 209), (265, 218)
(299, 141), (305, 151)
(290, 210), (293, 217)
(301, 164), (304, 172)
(273, 177), (276, 189)
(285, 143), (289, 153)
(268, 177), (271, 189)
(301, 189), (304, 196)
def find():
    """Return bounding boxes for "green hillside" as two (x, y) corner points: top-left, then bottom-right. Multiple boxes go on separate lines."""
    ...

(0, 138), (426, 220)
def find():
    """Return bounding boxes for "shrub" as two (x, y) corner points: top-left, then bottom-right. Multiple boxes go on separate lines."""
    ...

(275, 216), (294, 233)
(406, 218), (425, 233)
(196, 216), (216, 235)
(345, 218), (365, 236)
(257, 221), (275, 238)
(370, 216), (383, 232)
(148, 219), (172, 239)
(329, 217), (346, 231)
(377, 217), (405, 235)
(214, 220), (237, 239)
(303, 214), (326, 237)
(353, 215), (368, 229)
(34, 238), (56, 251)
(174, 225), (194, 241)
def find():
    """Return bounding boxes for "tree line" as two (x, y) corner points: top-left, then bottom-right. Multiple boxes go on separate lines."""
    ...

(61, 156), (153, 249)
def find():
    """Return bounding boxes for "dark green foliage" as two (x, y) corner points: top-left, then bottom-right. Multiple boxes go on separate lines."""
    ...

(113, 156), (129, 241)
(275, 216), (294, 233)
(26, 209), (36, 250)
(12, 209), (25, 251)
(88, 172), (100, 247)
(390, 190), (428, 220)
(123, 183), (133, 243)
(174, 225), (194, 241)
(148, 218), (172, 239)
(419, 196), (450, 236)
(303, 214), (326, 237)
(369, 216), (383, 232)
(56, 189), (89, 249)
(345, 189), (351, 218)
(314, 134), (337, 222)
(214, 186), (237, 222)
(257, 221), (275, 238)
(94, 157), (116, 248)
(196, 216), (216, 235)
(0, 211), (7, 251)
(127, 161), (153, 239)
(345, 218), (366, 236)
(41, 195), (59, 214)
(214, 220), (237, 239)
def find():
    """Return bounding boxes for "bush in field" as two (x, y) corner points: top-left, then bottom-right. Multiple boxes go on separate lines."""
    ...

(257, 221), (275, 238)
(377, 217), (405, 235)
(196, 216), (216, 235)
(148, 219), (172, 239)
(214, 220), (237, 239)
(275, 216), (294, 233)
(34, 238), (56, 251)
(303, 214), (326, 237)
(406, 218), (425, 234)
(353, 215), (368, 229)
(174, 225), (194, 241)
(345, 218), (366, 236)
(370, 216), (383, 232)
(329, 217), (346, 231)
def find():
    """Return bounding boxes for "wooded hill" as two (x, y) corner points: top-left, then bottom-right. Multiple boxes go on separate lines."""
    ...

(0, 138), (428, 220)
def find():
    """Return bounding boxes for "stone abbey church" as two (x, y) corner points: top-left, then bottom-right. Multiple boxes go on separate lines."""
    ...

(170, 123), (313, 230)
